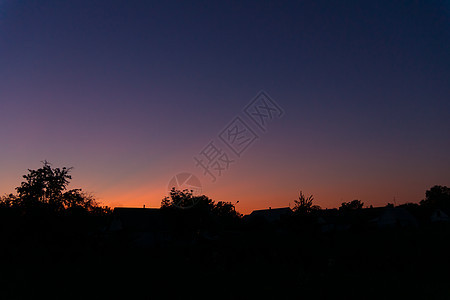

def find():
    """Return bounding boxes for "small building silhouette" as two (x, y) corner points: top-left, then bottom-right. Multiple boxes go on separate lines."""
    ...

(371, 207), (418, 228)
(109, 207), (171, 247)
(430, 209), (450, 223)
(246, 207), (292, 222)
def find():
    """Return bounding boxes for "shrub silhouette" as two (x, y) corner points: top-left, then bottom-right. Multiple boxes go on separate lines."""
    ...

(293, 190), (320, 214)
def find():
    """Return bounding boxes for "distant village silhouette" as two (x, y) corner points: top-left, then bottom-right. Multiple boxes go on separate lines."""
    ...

(1, 162), (450, 299)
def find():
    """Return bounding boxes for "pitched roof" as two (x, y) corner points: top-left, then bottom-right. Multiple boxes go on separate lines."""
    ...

(248, 207), (292, 222)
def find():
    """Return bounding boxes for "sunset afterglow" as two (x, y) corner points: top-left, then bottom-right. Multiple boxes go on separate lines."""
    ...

(0, 1), (448, 214)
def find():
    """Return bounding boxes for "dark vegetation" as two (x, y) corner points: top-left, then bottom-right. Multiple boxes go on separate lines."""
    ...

(1, 162), (450, 299)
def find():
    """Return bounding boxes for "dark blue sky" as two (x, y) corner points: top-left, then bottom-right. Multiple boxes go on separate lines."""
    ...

(1, 1), (449, 212)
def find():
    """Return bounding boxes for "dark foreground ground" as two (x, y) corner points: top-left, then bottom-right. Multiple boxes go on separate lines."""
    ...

(1, 220), (450, 300)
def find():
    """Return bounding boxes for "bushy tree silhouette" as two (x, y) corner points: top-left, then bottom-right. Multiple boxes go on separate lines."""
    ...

(161, 188), (213, 210)
(420, 185), (450, 209)
(16, 161), (72, 210)
(0, 161), (110, 215)
(339, 199), (364, 211)
(161, 188), (240, 218)
(212, 201), (241, 218)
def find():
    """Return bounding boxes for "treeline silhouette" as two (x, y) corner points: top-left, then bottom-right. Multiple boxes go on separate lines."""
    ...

(1, 162), (450, 299)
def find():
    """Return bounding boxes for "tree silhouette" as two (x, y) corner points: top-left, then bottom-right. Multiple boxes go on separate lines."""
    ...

(339, 199), (364, 211)
(161, 188), (240, 218)
(212, 201), (241, 218)
(161, 188), (213, 210)
(420, 185), (450, 209)
(0, 161), (110, 215)
(15, 161), (72, 210)
(293, 191), (320, 214)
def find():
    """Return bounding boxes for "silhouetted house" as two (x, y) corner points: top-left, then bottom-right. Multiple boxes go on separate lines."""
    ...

(371, 207), (418, 228)
(246, 207), (292, 222)
(109, 207), (170, 247)
(316, 209), (352, 232)
(110, 208), (165, 231)
(430, 209), (450, 223)
(316, 207), (417, 232)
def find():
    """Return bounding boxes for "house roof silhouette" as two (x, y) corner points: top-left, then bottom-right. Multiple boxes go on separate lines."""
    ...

(372, 207), (418, 228)
(247, 207), (292, 222)
(110, 207), (167, 232)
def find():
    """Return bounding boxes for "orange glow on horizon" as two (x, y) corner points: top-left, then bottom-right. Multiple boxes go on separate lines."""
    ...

(97, 181), (429, 215)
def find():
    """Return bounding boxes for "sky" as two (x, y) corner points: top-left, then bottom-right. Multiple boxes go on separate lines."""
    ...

(0, 0), (449, 214)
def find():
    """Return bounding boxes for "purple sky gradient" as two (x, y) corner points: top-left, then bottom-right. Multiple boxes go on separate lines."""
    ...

(1, 1), (449, 213)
